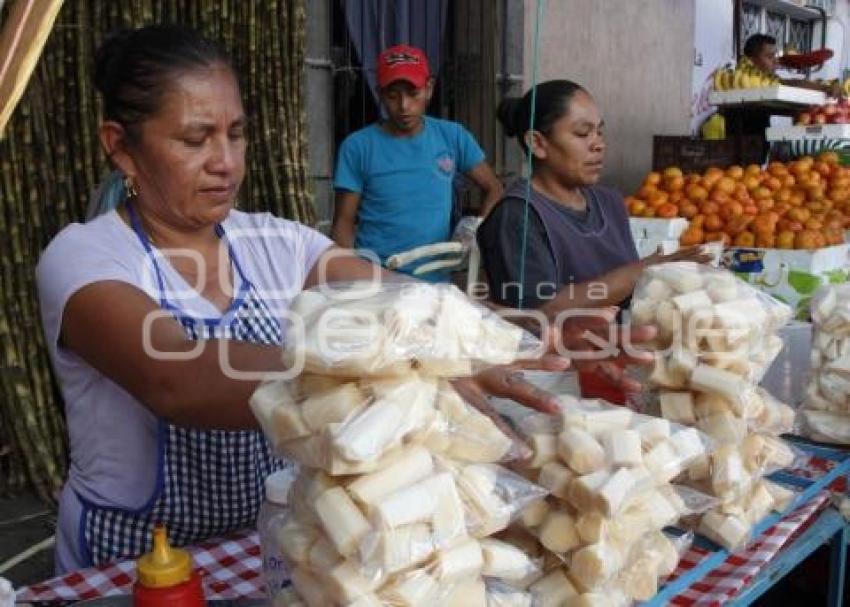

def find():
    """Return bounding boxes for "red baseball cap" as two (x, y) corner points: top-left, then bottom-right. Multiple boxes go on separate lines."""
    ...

(377, 45), (430, 89)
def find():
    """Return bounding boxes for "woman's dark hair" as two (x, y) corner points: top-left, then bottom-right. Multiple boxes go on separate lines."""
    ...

(94, 24), (233, 138)
(497, 79), (586, 154)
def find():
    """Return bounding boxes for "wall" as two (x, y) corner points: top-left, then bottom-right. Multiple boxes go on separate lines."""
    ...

(523, 0), (696, 194)
(691, 0), (734, 134)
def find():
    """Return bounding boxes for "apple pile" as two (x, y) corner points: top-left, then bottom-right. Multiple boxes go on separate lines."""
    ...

(796, 98), (850, 125)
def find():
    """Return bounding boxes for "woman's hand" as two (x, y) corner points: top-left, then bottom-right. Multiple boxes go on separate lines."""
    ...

(644, 244), (714, 266)
(557, 307), (656, 392)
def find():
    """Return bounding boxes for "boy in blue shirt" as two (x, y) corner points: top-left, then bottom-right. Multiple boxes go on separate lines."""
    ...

(332, 44), (503, 281)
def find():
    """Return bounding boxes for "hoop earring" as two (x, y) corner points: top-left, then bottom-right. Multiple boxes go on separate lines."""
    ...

(124, 175), (139, 198)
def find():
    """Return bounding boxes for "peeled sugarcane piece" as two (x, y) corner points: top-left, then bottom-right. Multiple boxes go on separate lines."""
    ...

(633, 417), (671, 449)
(713, 298), (766, 336)
(689, 365), (750, 415)
(347, 446), (434, 510)
(374, 474), (440, 529)
(249, 380), (310, 444)
(698, 510), (750, 550)
(528, 568), (579, 607)
(378, 523), (434, 574)
(570, 543), (623, 590)
(669, 347), (698, 381)
(697, 412), (747, 445)
(445, 579), (487, 607)
(763, 480), (796, 512)
(644, 531), (681, 576)
(643, 278), (673, 301)
(276, 518), (319, 564)
(520, 499), (550, 528)
(485, 585), (533, 607)
(563, 406), (633, 437)
(328, 560), (381, 604)
(617, 552), (661, 601)
(655, 301), (682, 340)
(332, 398), (406, 462)
(694, 393), (735, 419)
(300, 382), (365, 431)
(314, 487), (371, 557)
(347, 594), (382, 607)
(671, 426), (707, 463)
(649, 353), (687, 389)
(744, 481), (776, 525)
(284, 435), (328, 471)
(327, 444), (411, 476)
(599, 429), (642, 467)
(688, 455), (711, 481)
(648, 262), (703, 293)
(291, 567), (329, 607)
(307, 534), (341, 570)
(754, 396), (796, 434)
(644, 440), (681, 483)
(597, 466), (647, 517)
(294, 373), (348, 398)
(672, 290), (712, 315)
(634, 488), (680, 529)
(538, 510), (580, 553)
(576, 512), (607, 544)
(444, 405), (514, 463)
(567, 470), (610, 512)
(705, 275), (740, 303)
(434, 537), (484, 583)
(566, 592), (623, 607)
(458, 465), (514, 538)
(480, 538), (538, 581)
(430, 472), (468, 545)
(558, 429), (607, 474)
(660, 392), (696, 425)
(381, 570), (439, 606)
(711, 444), (750, 498)
(630, 299), (655, 325)
(527, 433), (558, 468)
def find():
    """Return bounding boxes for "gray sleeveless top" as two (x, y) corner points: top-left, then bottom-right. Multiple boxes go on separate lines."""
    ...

(477, 179), (638, 308)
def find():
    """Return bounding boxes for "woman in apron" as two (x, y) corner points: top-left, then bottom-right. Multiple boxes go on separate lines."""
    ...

(37, 25), (574, 573)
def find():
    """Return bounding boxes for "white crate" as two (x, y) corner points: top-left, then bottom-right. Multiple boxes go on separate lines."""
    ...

(629, 217), (688, 241)
(709, 85), (826, 107)
(766, 124), (850, 141)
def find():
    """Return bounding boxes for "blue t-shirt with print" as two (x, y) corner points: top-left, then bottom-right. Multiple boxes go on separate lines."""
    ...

(334, 116), (485, 280)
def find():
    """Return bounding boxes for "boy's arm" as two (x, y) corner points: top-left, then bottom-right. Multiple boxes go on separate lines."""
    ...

(466, 161), (504, 217)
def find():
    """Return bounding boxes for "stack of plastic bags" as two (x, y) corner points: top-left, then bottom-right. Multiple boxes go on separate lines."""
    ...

(629, 262), (798, 550)
(493, 397), (714, 606)
(800, 284), (850, 444)
(250, 282), (551, 606)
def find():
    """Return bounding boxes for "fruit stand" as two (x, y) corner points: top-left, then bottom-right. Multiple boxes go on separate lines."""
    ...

(626, 156), (850, 318)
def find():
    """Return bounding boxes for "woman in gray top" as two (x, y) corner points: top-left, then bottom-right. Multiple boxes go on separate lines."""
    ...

(479, 80), (707, 311)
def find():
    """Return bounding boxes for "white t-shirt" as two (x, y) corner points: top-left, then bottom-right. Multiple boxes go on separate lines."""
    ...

(36, 209), (332, 572)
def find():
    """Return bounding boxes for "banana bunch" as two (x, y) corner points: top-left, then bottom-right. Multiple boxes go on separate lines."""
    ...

(713, 59), (780, 91)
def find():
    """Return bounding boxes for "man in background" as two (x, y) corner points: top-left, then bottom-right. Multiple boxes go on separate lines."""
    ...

(331, 44), (503, 282)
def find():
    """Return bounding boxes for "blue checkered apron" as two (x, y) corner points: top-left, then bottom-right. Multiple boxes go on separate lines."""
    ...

(76, 203), (289, 566)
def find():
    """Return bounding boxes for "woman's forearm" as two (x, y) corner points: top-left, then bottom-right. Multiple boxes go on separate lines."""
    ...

(538, 261), (643, 317)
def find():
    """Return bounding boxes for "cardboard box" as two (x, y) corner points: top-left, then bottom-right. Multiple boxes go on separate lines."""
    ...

(721, 244), (850, 319)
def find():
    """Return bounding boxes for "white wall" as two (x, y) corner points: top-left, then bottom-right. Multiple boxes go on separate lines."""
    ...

(691, 0), (734, 134)
(810, 1), (850, 81)
(523, 0), (696, 194)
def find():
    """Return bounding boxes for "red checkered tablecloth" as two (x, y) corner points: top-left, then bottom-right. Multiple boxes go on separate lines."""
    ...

(667, 491), (830, 606)
(16, 529), (265, 603)
(16, 492), (832, 605)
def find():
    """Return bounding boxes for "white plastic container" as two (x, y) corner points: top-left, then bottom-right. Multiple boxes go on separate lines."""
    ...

(759, 321), (812, 407)
(258, 469), (296, 604)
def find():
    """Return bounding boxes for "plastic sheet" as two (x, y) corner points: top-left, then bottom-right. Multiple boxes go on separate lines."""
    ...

(283, 281), (536, 378)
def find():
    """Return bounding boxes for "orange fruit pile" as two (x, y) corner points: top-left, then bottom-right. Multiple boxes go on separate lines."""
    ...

(625, 153), (850, 250)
